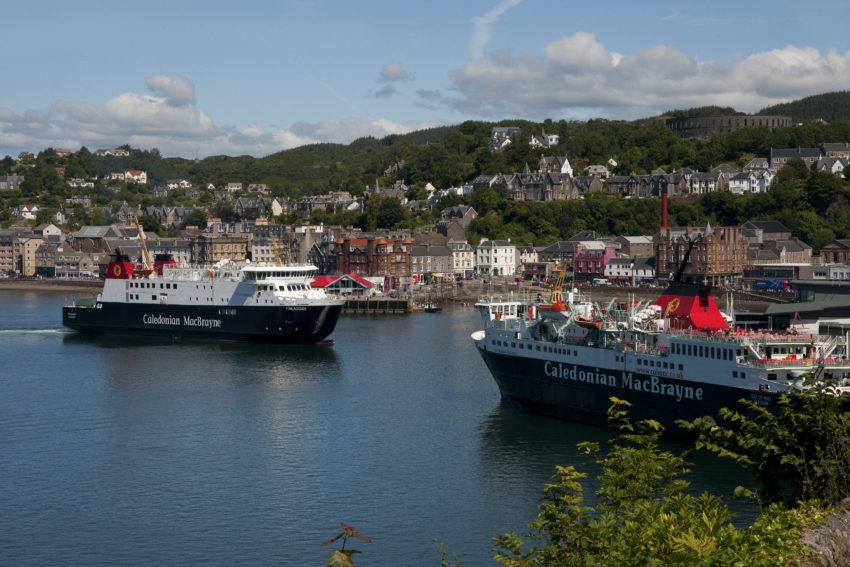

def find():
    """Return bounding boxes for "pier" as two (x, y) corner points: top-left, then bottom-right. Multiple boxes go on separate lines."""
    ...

(343, 298), (410, 315)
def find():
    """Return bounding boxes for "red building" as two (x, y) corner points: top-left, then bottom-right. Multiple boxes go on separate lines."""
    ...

(572, 241), (617, 281)
(336, 235), (412, 289)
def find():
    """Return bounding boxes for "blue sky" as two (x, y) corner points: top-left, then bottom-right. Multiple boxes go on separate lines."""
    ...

(2, 0), (849, 157)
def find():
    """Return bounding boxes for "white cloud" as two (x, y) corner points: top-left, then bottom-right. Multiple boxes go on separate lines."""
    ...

(470, 0), (524, 60)
(144, 74), (196, 105)
(379, 61), (413, 82)
(0, 75), (442, 158)
(450, 32), (850, 118)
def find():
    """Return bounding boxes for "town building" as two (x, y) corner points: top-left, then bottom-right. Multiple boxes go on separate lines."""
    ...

(770, 148), (823, 169)
(448, 240), (475, 276)
(149, 237), (192, 267)
(15, 237), (45, 276)
(476, 239), (516, 276)
(124, 170), (147, 184)
(411, 243), (452, 278)
(490, 126), (521, 151)
(310, 273), (376, 296)
(437, 205), (477, 231)
(822, 143), (850, 159)
(820, 240), (850, 264)
(572, 241), (617, 281)
(741, 220), (793, 244)
(529, 131), (560, 148)
(666, 114), (791, 138)
(0, 174), (25, 191)
(505, 157), (577, 201)
(615, 235), (654, 258)
(95, 148), (130, 157)
(335, 235), (413, 288)
(190, 234), (249, 264)
(604, 258), (655, 283)
(815, 157), (847, 177)
(655, 224), (747, 284)
(585, 165), (610, 179)
(729, 171), (774, 194)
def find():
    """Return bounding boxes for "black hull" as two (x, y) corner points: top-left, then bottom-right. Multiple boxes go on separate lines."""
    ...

(477, 347), (778, 435)
(63, 302), (343, 344)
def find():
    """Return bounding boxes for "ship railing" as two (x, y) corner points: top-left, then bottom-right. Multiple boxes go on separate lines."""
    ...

(743, 356), (847, 368)
(667, 329), (826, 345)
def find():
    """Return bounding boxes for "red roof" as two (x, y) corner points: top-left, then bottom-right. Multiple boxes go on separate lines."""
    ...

(127, 169), (144, 175)
(311, 275), (340, 288)
(346, 273), (374, 288)
(311, 273), (374, 289)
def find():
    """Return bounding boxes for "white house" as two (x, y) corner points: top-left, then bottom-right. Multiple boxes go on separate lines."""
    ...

(166, 179), (193, 189)
(729, 171), (774, 195)
(476, 239), (517, 276)
(604, 258), (654, 283)
(226, 182), (243, 193)
(14, 204), (39, 220)
(530, 131), (560, 148)
(106, 172), (126, 181)
(729, 172), (756, 195)
(816, 157), (847, 178)
(448, 241), (475, 275)
(124, 170), (147, 184)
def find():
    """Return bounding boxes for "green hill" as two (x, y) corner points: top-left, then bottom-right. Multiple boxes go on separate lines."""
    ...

(758, 91), (850, 123)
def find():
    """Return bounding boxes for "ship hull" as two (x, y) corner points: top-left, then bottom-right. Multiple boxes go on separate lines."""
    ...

(477, 346), (779, 434)
(63, 301), (343, 344)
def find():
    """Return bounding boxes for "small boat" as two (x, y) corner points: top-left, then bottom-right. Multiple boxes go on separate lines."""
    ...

(423, 303), (442, 313)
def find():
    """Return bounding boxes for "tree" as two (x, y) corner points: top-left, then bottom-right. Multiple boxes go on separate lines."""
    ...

(360, 195), (408, 230)
(493, 398), (827, 567)
(138, 213), (162, 234)
(682, 383), (850, 507)
(181, 209), (207, 228)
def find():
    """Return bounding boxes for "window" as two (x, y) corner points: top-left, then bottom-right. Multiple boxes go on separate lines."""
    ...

(733, 371), (738, 378)
(678, 364), (683, 371)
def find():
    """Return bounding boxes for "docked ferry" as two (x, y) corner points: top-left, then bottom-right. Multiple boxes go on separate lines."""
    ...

(472, 257), (850, 431)
(63, 251), (344, 343)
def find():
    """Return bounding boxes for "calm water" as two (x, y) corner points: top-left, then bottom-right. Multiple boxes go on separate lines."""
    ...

(0, 291), (750, 566)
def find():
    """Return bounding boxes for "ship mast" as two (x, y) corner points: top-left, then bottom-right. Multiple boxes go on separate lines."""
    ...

(134, 216), (154, 273)
(271, 237), (286, 266)
(549, 260), (567, 304)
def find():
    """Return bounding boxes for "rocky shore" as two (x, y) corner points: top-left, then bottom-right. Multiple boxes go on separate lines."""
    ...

(0, 279), (100, 294)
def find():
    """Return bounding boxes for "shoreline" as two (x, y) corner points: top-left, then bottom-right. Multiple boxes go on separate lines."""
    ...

(0, 280), (100, 294)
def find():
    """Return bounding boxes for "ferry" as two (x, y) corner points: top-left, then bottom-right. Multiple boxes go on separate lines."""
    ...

(63, 230), (344, 343)
(472, 243), (850, 431)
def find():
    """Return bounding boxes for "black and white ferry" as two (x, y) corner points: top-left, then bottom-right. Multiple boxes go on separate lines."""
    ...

(472, 246), (850, 431)
(63, 252), (344, 343)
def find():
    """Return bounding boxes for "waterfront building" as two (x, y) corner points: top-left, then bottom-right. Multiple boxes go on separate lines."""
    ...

(448, 240), (475, 276)
(572, 241), (617, 282)
(191, 234), (250, 264)
(655, 224), (747, 284)
(615, 235), (654, 258)
(476, 239), (516, 276)
(604, 257), (655, 283)
(335, 235), (412, 288)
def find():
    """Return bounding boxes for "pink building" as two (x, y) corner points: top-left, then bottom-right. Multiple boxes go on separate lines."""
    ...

(572, 241), (617, 281)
